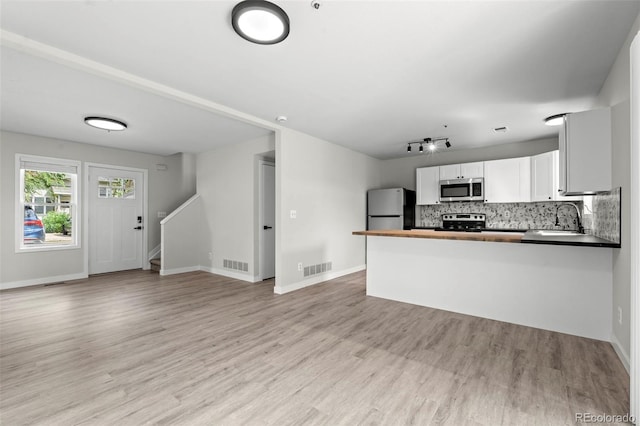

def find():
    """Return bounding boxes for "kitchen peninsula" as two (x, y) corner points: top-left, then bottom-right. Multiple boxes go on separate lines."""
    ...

(353, 229), (614, 341)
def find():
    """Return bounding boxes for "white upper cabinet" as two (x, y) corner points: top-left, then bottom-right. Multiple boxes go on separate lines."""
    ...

(416, 166), (440, 205)
(531, 151), (555, 201)
(484, 157), (531, 203)
(439, 161), (484, 180)
(559, 108), (611, 195)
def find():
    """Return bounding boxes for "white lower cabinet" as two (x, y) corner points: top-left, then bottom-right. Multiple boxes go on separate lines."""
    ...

(416, 166), (440, 205)
(484, 157), (531, 203)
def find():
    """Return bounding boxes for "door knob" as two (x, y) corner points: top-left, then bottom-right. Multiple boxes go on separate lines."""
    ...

(133, 226), (143, 230)
(263, 225), (273, 230)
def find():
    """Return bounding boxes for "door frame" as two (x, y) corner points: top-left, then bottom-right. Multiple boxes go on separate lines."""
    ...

(84, 162), (149, 273)
(258, 159), (275, 281)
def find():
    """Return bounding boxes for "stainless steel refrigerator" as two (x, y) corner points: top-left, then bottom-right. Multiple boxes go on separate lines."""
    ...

(367, 188), (416, 230)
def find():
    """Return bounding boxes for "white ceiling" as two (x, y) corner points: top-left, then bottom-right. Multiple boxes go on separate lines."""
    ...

(1, 1), (639, 159)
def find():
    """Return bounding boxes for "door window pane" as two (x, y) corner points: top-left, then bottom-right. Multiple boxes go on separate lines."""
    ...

(98, 177), (135, 199)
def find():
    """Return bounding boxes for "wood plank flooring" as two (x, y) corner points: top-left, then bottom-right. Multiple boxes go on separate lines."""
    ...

(0, 270), (630, 425)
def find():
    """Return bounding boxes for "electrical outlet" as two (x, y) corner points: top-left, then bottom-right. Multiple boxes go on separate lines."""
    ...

(297, 262), (302, 271)
(618, 306), (623, 325)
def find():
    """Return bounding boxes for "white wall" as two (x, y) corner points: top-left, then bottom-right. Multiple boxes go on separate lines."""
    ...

(161, 195), (202, 275)
(0, 131), (196, 287)
(595, 12), (640, 369)
(196, 134), (275, 281)
(275, 128), (381, 293)
(380, 137), (558, 190)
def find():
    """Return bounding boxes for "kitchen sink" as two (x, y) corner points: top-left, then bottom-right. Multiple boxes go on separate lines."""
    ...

(529, 230), (584, 237)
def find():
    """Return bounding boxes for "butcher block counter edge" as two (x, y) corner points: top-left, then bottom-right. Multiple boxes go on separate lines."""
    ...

(352, 229), (523, 243)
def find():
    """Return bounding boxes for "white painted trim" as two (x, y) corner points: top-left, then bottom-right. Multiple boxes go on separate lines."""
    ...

(202, 266), (261, 283)
(85, 163), (149, 273)
(15, 153), (82, 253)
(258, 160), (275, 281)
(612, 332), (631, 375)
(159, 266), (201, 276)
(148, 244), (161, 261)
(629, 30), (640, 424)
(160, 194), (200, 225)
(273, 265), (366, 295)
(1, 272), (88, 291)
(0, 30), (278, 133)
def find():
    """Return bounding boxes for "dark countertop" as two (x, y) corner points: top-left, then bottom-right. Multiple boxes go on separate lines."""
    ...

(520, 231), (620, 248)
(354, 227), (620, 248)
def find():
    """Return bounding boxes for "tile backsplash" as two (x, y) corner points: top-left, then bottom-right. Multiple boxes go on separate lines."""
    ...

(418, 187), (622, 244)
(589, 187), (621, 244)
(418, 201), (584, 230)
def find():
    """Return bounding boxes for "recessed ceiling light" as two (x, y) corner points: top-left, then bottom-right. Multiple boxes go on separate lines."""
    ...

(84, 116), (127, 131)
(232, 1), (290, 45)
(544, 114), (566, 126)
(275, 115), (288, 122)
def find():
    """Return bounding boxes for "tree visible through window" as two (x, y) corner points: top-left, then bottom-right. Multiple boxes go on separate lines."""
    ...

(17, 155), (79, 250)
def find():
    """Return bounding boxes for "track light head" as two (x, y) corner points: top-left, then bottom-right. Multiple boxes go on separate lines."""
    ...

(445, 140), (451, 148)
(419, 144), (424, 153)
(407, 144), (411, 153)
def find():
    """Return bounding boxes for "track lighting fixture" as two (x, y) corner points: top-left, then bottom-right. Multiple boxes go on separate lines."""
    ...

(405, 137), (452, 154)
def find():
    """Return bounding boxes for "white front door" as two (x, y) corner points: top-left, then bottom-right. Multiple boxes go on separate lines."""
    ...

(88, 166), (144, 274)
(259, 162), (275, 280)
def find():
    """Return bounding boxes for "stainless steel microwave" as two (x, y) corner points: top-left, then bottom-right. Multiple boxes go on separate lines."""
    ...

(439, 178), (484, 202)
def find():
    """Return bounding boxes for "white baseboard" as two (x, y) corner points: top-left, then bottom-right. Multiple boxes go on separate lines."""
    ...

(1, 272), (88, 291)
(274, 264), (366, 295)
(159, 265), (201, 276)
(611, 332), (631, 374)
(201, 266), (260, 283)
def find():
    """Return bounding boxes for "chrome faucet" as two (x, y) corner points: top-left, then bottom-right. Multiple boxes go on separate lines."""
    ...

(555, 203), (584, 234)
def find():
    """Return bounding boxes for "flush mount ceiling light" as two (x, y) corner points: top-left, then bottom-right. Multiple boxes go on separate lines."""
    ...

(232, 0), (290, 45)
(544, 114), (566, 126)
(406, 137), (452, 154)
(84, 116), (127, 131)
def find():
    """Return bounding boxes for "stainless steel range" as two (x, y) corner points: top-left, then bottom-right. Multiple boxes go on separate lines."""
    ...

(438, 213), (486, 231)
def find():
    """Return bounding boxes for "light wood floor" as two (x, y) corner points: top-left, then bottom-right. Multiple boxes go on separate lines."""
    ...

(0, 270), (630, 425)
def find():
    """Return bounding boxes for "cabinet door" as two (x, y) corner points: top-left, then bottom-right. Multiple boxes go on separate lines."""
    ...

(552, 150), (582, 201)
(460, 162), (484, 178)
(439, 164), (460, 180)
(416, 167), (440, 205)
(562, 108), (611, 194)
(531, 151), (554, 201)
(485, 157), (531, 203)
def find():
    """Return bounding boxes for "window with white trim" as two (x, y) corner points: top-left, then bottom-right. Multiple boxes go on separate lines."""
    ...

(16, 154), (80, 251)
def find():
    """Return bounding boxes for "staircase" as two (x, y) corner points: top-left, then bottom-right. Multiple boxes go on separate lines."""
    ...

(150, 258), (161, 273)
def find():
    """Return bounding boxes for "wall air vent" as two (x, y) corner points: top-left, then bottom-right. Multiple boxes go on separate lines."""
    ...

(223, 259), (249, 272)
(303, 261), (332, 277)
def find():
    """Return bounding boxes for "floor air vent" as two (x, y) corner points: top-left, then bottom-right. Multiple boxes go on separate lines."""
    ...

(303, 261), (332, 277)
(223, 259), (249, 272)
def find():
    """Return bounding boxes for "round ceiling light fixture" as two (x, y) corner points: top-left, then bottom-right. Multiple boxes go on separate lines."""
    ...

(544, 113), (566, 126)
(84, 116), (127, 131)
(232, 1), (290, 45)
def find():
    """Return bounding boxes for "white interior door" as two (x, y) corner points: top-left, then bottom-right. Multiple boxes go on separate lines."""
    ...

(89, 166), (144, 274)
(260, 162), (275, 280)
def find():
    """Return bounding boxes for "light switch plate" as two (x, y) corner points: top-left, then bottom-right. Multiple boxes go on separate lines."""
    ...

(290, 210), (297, 219)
